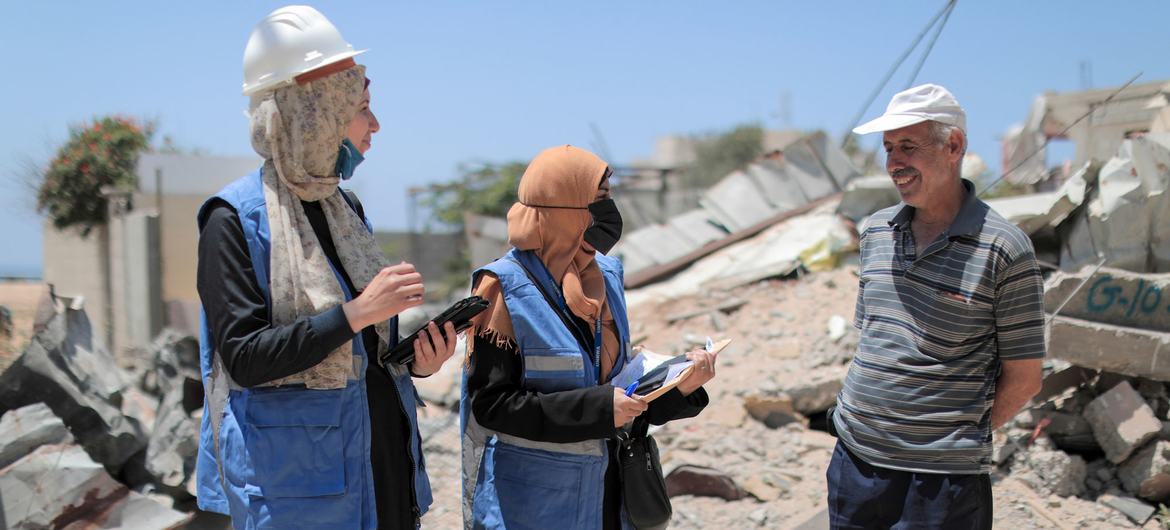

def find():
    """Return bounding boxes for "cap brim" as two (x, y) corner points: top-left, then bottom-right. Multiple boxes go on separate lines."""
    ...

(852, 113), (930, 135)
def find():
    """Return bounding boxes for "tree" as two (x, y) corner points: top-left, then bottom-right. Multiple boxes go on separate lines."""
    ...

(36, 116), (153, 236)
(417, 161), (527, 299)
(684, 123), (765, 187)
(421, 161), (527, 230)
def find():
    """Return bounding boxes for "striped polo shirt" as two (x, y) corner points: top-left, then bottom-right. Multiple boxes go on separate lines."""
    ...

(833, 179), (1045, 474)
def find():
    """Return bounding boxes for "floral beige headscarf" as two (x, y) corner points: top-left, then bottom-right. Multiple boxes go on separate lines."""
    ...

(248, 64), (392, 389)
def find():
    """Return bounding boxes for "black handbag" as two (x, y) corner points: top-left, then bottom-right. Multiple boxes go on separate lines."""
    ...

(617, 417), (672, 529)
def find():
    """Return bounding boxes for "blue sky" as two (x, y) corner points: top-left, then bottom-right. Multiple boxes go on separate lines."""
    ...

(2, 1), (1167, 277)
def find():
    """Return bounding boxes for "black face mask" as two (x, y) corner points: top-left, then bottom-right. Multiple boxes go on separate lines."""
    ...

(584, 198), (623, 254)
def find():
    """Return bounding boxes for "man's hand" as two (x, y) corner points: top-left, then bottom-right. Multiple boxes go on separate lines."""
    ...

(990, 358), (1042, 429)
(676, 347), (719, 396)
(613, 388), (648, 427)
(343, 263), (424, 332)
(411, 321), (457, 377)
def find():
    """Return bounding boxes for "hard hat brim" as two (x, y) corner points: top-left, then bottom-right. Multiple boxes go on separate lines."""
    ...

(242, 48), (367, 96)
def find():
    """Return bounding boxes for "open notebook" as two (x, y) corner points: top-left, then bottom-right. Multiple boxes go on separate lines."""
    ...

(610, 339), (732, 402)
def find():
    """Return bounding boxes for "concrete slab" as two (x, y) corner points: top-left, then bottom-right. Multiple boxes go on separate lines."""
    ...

(700, 171), (775, 231)
(1045, 267), (1170, 333)
(611, 243), (657, 276)
(0, 403), (72, 469)
(1098, 493), (1156, 525)
(623, 224), (699, 267)
(1048, 315), (1170, 382)
(0, 444), (190, 530)
(745, 162), (807, 212)
(837, 175), (901, 222)
(666, 209), (727, 248)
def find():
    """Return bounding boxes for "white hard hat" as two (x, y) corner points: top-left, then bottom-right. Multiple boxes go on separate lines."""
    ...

(242, 5), (366, 96)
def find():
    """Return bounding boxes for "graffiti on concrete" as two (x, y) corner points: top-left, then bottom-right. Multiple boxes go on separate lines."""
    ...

(1086, 275), (1166, 317)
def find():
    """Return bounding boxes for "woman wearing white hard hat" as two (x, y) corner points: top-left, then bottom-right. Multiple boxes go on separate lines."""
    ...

(194, 6), (454, 529)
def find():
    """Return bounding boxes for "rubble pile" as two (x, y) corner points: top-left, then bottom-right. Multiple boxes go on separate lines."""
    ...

(0, 293), (217, 529)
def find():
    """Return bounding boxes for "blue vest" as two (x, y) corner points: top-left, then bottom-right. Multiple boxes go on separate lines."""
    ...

(194, 168), (432, 529)
(461, 249), (633, 530)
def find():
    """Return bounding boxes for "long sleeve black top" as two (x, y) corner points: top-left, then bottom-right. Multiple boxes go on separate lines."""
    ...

(197, 198), (418, 529)
(466, 326), (708, 530)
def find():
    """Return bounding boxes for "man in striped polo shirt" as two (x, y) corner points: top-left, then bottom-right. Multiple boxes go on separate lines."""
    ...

(828, 84), (1045, 529)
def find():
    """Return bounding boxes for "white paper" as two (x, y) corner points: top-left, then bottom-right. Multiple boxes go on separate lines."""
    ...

(610, 347), (692, 391)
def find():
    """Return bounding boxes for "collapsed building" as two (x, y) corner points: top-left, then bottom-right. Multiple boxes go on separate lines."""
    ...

(5, 80), (1170, 528)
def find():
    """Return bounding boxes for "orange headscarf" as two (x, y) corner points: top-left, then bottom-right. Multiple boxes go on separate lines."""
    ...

(470, 145), (621, 379)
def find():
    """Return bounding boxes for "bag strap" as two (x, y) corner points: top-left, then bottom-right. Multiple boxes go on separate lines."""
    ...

(340, 188), (366, 220)
(505, 256), (593, 356)
(619, 416), (651, 446)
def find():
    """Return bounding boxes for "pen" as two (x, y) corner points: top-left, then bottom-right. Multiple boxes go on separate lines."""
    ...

(624, 381), (639, 397)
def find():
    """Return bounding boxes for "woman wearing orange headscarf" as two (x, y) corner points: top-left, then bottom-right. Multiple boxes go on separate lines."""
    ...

(459, 145), (717, 529)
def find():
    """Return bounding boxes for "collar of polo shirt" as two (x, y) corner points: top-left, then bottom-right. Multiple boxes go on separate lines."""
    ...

(888, 179), (988, 238)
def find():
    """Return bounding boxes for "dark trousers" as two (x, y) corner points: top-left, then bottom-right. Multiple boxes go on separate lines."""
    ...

(826, 441), (992, 530)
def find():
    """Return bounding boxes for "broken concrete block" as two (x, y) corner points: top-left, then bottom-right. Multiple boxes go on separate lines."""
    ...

(1098, 492), (1156, 525)
(1013, 444), (1086, 497)
(784, 369), (846, 415)
(145, 330), (203, 410)
(742, 394), (806, 428)
(0, 444), (190, 529)
(1048, 316), (1170, 382)
(1119, 440), (1170, 502)
(664, 465), (744, 500)
(0, 402), (73, 469)
(740, 475), (782, 502)
(0, 300), (147, 473)
(1033, 363), (1094, 404)
(1084, 381), (1161, 463)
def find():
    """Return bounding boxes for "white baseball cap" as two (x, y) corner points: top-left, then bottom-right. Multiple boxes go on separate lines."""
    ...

(853, 83), (966, 135)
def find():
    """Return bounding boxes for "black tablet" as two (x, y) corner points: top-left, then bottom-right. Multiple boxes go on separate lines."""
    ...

(378, 296), (490, 367)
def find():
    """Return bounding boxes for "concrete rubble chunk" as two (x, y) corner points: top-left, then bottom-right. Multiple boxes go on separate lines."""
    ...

(0, 443), (190, 530)
(664, 465), (745, 501)
(785, 369), (847, 415)
(740, 475), (784, 502)
(1014, 444), (1087, 497)
(0, 298), (147, 473)
(0, 402), (73, 469)
(1083, 381), (1161, 463)
(145, 389), (199, 492)
(1047, 315), (1170, 382)
(145, 330), (202, 400)
(742, 394), (805, 429)
(1119, 440), (1170, 502)
(1098, 492), (1156, 525)
(1033, 363), (1094, 404)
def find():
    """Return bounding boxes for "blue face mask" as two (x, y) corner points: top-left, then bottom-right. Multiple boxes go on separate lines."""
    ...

(335, 138), (365, 180)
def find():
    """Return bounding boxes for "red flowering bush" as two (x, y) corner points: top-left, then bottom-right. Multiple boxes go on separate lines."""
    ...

(36, 116), (152, 235)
